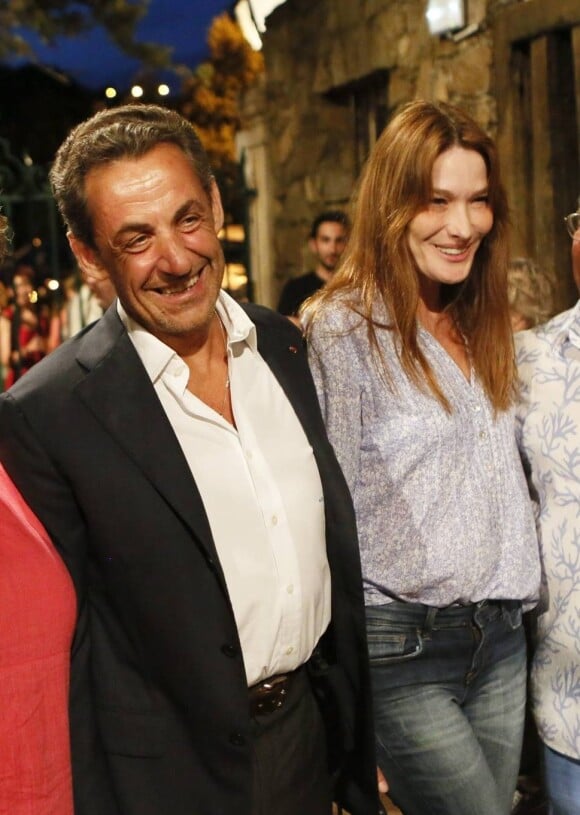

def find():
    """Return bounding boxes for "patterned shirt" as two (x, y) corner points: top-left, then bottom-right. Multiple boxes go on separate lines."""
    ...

(308, 297), (540, 607)
(516, 301), (580, 760)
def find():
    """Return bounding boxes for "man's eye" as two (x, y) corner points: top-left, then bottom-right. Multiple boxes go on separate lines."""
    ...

(472, 195), (489, 205)
(125, 235), (149, 252)
(182, 215), (201, 229)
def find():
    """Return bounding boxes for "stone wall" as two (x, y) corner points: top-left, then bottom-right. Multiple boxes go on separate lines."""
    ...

(257, 0), (355, 291)
(239, 0), (579, 308)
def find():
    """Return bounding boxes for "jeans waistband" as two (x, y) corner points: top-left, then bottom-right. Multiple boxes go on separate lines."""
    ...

(366, 598), (522, 633)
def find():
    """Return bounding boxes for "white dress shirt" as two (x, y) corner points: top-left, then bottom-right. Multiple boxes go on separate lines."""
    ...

(118, 293), (330, 686)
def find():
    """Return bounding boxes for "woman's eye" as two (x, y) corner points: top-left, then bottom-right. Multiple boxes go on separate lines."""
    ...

(431, 197), (447, 207)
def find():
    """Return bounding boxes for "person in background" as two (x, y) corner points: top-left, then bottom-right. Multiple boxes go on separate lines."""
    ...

(0, 263), (50, 388)
(515, 204), (580, 815)
(0, 279), (8, 311)
(508, 257), (553, 332)
(0, 211), (76, 815)
(59, 266), (116, 340)
(277, 211), (349, 321)
(84, 267), (116, 312)
(0, 103), (378, 815)
(307, 99), (541, 815)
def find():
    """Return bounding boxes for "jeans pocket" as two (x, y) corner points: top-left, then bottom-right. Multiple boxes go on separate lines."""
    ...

(366, 628), (424, 665)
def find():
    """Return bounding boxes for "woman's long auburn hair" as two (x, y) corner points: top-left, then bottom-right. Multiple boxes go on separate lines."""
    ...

(308, 99), (515, 413)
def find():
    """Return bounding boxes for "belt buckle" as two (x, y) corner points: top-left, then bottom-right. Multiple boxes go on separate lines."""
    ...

(250, 674), (290, 716)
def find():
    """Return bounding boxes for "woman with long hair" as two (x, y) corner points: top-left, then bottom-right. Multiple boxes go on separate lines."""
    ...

(307, 100), (540, 815)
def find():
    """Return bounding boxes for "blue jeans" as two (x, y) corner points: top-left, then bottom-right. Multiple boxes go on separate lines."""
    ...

(366, 599), (526, 815)
(543, 743), (580, 815)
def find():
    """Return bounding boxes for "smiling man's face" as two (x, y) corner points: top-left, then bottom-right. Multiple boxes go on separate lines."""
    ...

(70, 142), (224, 354)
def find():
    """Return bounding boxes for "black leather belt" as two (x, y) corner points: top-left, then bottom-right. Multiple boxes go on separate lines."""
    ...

(248, 668), (300, 717)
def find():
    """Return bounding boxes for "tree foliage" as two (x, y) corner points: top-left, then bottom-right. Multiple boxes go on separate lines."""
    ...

(178, 13), (264, 181)
(0, 0), (170, 68)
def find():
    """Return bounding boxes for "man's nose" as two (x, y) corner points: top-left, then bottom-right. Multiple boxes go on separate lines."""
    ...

(156, 233), (191, 275)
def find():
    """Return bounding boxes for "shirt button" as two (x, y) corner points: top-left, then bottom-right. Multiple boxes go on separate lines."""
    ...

(229, 732), (246, 747)
(287, 584), (294, 594)
(271, 515), (278, 526)
(286, 646), (294, 655)
(246, 450), (253, 460)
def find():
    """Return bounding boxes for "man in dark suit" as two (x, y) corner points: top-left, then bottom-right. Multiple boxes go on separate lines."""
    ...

(0, 105), (378, 815)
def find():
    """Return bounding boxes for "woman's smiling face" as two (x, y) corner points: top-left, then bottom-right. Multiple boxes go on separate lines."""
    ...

(407, 146), (493, 301)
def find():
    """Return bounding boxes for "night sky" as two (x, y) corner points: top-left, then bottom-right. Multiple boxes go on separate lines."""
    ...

(15, 0), (233, 94)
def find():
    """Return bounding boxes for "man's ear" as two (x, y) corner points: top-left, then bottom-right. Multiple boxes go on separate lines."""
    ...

(210, 179), (224, 234)
(68, 233), (108, 281)
(308, 237), (318, 255)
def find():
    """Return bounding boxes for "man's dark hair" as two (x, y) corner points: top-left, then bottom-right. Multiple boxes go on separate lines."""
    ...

(310, 210), (350, 239)
(49, 104), (213, 249)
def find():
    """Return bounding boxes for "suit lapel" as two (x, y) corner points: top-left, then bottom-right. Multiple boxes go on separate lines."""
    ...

(74, 308), (222, 571)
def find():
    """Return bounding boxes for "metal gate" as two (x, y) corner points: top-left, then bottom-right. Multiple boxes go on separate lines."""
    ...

(0, 136), (62, 281)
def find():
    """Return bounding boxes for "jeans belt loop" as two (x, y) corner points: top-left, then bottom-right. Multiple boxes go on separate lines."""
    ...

(422, 605), (438, 637)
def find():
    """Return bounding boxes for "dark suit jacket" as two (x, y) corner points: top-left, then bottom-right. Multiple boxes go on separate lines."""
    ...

(0, 304), (378, 815)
